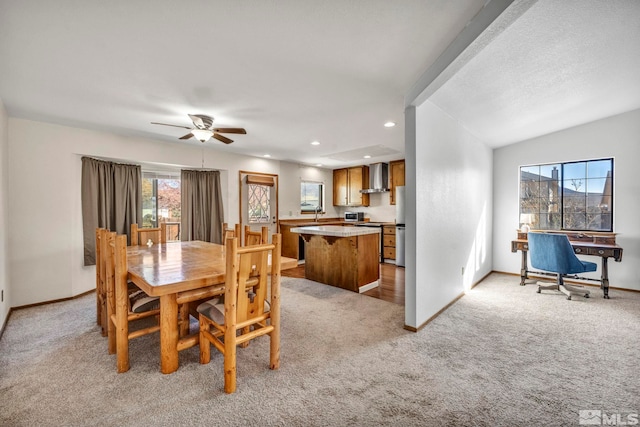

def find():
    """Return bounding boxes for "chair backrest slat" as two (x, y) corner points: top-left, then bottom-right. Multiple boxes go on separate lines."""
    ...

(131, 223), (167, 246)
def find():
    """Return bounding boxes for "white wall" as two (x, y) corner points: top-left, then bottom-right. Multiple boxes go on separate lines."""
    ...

(7, 118), (286, 306)
(493, 108), (640, 291)
(333, 191), (397, 223)
(405, 101), (493, 329)
(0, 99), (9, 331)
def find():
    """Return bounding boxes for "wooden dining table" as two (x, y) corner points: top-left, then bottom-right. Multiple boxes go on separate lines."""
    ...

(126, 240), (297, 374)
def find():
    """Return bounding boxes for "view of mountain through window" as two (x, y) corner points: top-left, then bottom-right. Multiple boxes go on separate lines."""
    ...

(301, 181), (324, 213)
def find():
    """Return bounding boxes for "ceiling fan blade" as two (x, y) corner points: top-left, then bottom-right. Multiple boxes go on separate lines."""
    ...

(213, 128), (247, 134)
(213, 133), (234, 144)
(179, 133), (193, 140)
(151, 122), (192, 130)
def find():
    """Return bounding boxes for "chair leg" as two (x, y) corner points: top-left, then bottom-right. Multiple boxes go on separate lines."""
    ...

(536, 282), (559, 294)
(224, 324), (237, 394)
(561, 283), (590, 299)
(199, 315), (211, 364)
(239, 326), (250, 348)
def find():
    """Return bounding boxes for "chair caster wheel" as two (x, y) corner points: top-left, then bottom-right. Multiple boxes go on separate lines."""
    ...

(536, 287), (541, 294)
(584, 294), (589, 298)
(567, 296), (571, 300)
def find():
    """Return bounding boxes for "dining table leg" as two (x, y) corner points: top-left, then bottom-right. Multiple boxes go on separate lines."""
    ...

(160, 293), (179, 374)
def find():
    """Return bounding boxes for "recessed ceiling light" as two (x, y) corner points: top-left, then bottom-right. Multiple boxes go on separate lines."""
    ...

(364, 155), (371, 159)
(263, 154), (271, 158)
(384, 122), (396, 128)
(310, 141), (320, 145)
(315, 163), (323, 167)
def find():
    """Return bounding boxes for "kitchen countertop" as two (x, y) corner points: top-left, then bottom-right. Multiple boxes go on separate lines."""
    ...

(290, 225), (382, 237)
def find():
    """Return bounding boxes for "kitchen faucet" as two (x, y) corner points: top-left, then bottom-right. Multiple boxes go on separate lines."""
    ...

(314, 206), (321, 222)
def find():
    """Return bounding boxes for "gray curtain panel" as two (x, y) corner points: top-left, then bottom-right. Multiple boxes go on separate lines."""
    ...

(181, 169), (224, 244)
(81, 157), (142, 266)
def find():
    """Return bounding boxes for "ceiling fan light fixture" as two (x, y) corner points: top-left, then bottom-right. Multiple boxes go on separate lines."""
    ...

(191, 129), (213, 142)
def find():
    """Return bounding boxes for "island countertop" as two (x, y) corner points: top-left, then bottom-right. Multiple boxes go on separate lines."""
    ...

(290, 225), (381, 237)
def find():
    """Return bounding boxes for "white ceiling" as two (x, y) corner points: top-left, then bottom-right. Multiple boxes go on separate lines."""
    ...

(430, 0), (640, 147)
(1, 1), (639, 167)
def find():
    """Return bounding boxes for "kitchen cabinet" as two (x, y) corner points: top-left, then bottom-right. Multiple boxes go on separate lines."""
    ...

(280, 224), (302, 260)
(389, 159), (405, 205)
(333, 166), (370, 207)
(383, 225), (396, 260)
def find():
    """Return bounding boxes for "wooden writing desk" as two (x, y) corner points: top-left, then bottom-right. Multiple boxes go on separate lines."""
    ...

(127, 240), (297, 374)
(511, 231), (623, 298)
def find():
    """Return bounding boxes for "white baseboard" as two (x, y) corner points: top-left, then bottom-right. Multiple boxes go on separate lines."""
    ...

(359, 280), (379, 293)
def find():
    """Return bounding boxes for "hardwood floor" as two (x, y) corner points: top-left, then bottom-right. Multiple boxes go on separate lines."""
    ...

(281, 262), (405, 305)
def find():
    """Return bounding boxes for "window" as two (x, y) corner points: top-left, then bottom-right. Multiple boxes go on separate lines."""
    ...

(300, 181), (324, 213)
(520, 158), (613, 232)
(248, 184), (270, 223)
(142, 171), (181, 240)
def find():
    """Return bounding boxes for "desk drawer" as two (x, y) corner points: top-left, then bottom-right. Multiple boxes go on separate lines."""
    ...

(586, 247), (617, 257)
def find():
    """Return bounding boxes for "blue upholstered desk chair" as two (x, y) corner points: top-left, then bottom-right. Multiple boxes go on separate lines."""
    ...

(528, 232), (597, 300)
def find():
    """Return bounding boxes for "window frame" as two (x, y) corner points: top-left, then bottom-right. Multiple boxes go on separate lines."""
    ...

(519, 158), (614, 232)
(300, 180), (325, 215)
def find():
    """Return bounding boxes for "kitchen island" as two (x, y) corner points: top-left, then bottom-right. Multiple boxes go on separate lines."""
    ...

(290, 225), (380, 293)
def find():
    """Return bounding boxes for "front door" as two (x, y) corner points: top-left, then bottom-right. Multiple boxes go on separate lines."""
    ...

(239, 171), (278, 242)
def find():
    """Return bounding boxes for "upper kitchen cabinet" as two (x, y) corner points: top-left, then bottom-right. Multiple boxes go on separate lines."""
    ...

(389, 159), (405, 205)
(333, 166), (370, 207)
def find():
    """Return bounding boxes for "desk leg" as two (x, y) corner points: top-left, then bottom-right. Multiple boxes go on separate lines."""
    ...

(519, 250), (537, 286)
(160, 294), (179, 374)
(601, 257), (610, 299)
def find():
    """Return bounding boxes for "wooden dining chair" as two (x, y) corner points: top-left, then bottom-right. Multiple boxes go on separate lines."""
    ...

(222, 223), (241, 243)
(95, 227), (108, 336)
(244, 225), (269, 246)
(106, 232), (161, 372)
(131, 223), (167, 246)
(198, 233), (282, 394)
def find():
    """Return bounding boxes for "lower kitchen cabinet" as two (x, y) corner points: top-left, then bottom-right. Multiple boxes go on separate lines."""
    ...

(383, 225), (395, 260)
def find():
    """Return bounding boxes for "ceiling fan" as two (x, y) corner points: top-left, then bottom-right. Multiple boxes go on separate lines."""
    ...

(151, 114), (246, 144)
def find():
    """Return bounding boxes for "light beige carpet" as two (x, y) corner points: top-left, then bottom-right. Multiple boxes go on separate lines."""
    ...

(1, 273), (638, 426)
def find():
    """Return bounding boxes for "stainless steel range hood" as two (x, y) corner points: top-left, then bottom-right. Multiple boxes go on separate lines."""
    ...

(360, 162), (389, 193)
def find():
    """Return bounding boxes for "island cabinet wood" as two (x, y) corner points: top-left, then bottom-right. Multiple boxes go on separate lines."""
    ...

(291, 225), (380, 293)
(389, 159), (405, 205)
(333, 166), (370, 207)
(280, 218), (346, 260)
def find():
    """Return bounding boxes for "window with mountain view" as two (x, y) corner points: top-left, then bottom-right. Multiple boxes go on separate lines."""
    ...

(519, 159), (613, 232)
(300, 181), (324, 213)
